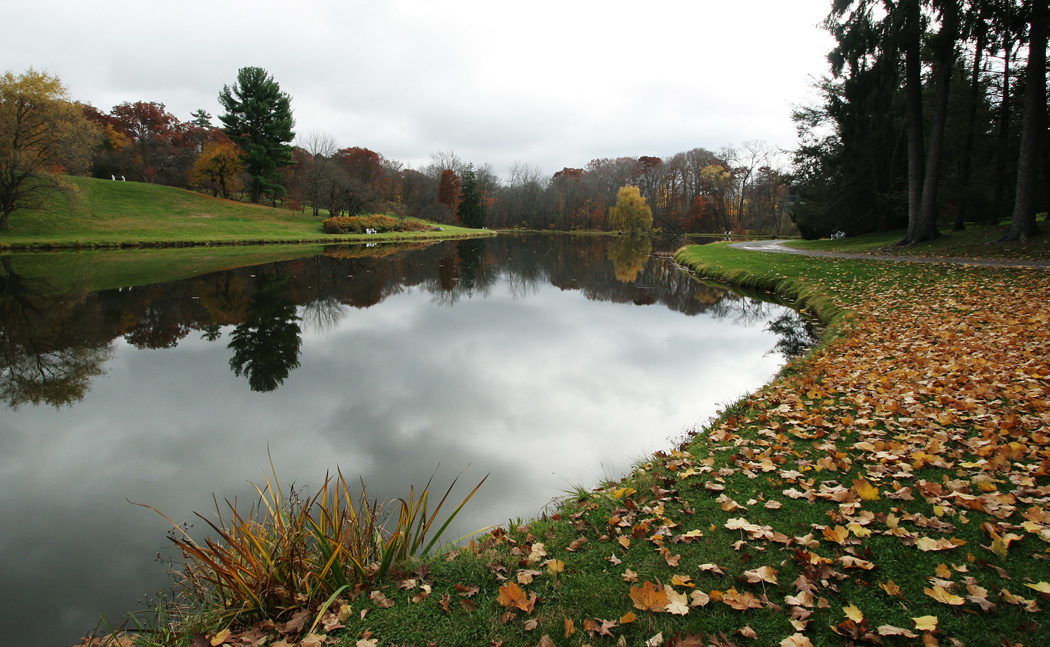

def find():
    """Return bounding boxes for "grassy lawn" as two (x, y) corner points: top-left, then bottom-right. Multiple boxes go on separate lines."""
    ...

(789, 224), (1050, 262)
(0, 176), (490, 249)
(99, 242), (1049, 647)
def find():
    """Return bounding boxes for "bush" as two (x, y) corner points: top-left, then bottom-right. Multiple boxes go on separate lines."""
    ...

(321, 214), (436, 235)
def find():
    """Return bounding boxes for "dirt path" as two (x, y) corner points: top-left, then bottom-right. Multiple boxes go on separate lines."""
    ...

(728, 239), (1050, 269)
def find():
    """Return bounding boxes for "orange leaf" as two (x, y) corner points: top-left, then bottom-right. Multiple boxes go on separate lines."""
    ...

(630, 581), (669, 612)
(722, 587), (762, 611)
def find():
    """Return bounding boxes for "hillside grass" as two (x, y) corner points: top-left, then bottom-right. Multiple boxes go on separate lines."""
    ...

(0, 176), (490, 249)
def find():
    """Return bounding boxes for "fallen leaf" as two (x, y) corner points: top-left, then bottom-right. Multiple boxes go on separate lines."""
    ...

(743, 565), (778, 584)
(925, 586), (965, 606)
(913, 616), (939, 631)
(780, 634), (814, 647)
(877, 625), (918, 638)
(630, 581), (669, 612)
(842, 603), (863, 622)
(722, 587), (763, 611)
(664, 586), (690, 615)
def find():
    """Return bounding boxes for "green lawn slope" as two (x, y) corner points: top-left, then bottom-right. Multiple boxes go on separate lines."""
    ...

(0, 176), (489, 249)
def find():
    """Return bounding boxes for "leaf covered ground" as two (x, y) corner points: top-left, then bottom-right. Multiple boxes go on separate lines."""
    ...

(111, 244), (1049, 647)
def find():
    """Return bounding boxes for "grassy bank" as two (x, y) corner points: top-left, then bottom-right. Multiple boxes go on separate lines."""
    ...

(92, 242), (1050, 647)
(0, 176), (491, 249)
(788, 224), (1050, 262)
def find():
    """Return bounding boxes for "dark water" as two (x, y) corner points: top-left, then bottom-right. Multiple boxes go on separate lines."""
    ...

(0, 235), (808, 646)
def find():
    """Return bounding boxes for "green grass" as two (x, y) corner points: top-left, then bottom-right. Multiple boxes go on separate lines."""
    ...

(0, 176), (492, 249)
(789, 223), (1050, 261)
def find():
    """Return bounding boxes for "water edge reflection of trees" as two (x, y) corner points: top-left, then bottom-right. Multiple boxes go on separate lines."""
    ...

(0, 236), (811, 406)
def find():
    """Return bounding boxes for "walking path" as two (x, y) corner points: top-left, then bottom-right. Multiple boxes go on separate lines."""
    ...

(729, 239), (1050, 269)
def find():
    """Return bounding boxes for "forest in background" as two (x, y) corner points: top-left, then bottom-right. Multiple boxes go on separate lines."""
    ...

(3, 1), (1048, 241)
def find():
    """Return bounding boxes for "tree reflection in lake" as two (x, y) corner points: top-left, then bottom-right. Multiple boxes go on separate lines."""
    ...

(0, 235), (813, 647)
(228, 271), (303, 392)
(0, 258), (113, 409)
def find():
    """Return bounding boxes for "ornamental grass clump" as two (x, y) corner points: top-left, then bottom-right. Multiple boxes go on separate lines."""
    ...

(136, 465), (486, 630)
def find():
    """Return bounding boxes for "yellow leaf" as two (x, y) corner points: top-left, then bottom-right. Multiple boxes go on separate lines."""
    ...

(852, 478), (880, 501)
(1026, 581), (1050, 594)
(210, 629), (232, 647)
(879, 580), (902, 597)
(935, 564), (952, 579)
(913, 616), (939, 631)
(670, 574), (694, 588)
(620, 610), (637, 624)
(546, 559), (565, 576)
(823, 525), (849, 545)
(843, 603), (864, 622)
(924, 586), (965, 606)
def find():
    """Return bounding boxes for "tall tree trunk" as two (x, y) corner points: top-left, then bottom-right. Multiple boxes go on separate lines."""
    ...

(1000, 0), (1047, 242)
(957, 26), (986, 230)
(992, 37), (1014, 224)
(909, 0), (962, 245)
(898, 0), (927, 246)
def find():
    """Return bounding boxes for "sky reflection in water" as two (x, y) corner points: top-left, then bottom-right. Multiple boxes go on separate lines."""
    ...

(0, 236), (804, 646)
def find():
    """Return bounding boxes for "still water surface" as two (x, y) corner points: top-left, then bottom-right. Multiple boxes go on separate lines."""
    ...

(0, 235), (806, 646)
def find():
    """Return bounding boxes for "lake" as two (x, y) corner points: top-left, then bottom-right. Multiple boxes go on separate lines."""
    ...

(0, 235), (809, 646)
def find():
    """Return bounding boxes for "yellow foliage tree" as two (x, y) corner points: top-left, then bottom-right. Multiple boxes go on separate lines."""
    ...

(189, 141), (244, 199)
(0, 68), (99, 229)
(608, 185), (653, 234)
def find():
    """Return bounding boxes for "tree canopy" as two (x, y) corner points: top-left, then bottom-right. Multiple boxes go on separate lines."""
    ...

(218, 67), (295, 204)
(0, 69), (98, 229)
(608, 185), (653, 234)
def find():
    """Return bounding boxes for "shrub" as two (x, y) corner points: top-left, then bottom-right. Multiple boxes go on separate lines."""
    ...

(321, 214), (436, 235)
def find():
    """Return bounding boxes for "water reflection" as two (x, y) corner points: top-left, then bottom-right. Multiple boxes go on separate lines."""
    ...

(0, 235), (811, 647)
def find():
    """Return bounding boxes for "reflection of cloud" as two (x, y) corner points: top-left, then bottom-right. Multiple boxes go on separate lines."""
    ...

(0, 264), (791, 647)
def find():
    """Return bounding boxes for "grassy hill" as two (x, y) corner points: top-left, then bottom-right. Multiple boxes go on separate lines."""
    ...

(0, 176), (486, 249)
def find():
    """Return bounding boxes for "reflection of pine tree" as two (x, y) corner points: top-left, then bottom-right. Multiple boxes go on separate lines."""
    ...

(227, 274), (302, 392)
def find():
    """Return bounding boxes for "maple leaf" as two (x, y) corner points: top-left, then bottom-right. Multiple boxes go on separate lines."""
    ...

(517, 569), (542, 585)
(743, 565), (778, 584)
(689, 590), (711, 607)
(544, 559), (565, 576)
(877, 625), (918, 638)
(852, 478), (880, 501)
(722, 587), (762, 611)
(822, 525), (849, 544)
(646, 632), (665, 647)
(630, 581), (669, 612)
(620, 610), (637, 623)
(879, 580), (903, 597)
(842, 603), (863, 622)
(622, 568), (639, 582)
(913, 616), (938, 631)
(1026, 581), (1050, 594)
(664, 586), (690, 615)
(535, 635), (556, 647)
(925, 586), (964, 606)
(210, 630), (231, 647)
(455, 583), (480, 597)
(497, 582), (537, 613)
(369, 590), (395, 608)
(780, 634), (814, 647)
(671, 574), (694, 587)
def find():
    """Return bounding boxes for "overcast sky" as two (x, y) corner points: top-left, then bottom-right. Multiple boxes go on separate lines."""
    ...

(5, 0), (835, 177)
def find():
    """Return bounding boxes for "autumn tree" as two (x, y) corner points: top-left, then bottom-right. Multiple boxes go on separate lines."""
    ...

(608, 185), (653, 234)
(218, 67), (295, 204)
(0, 69), (99, 230)
(108, 101), (191, 183)
(437, 169), (460, 220)
(189, 140), (244, 198)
